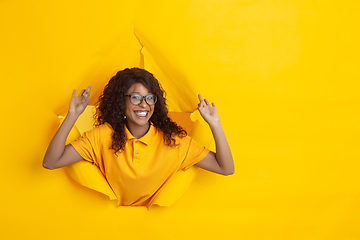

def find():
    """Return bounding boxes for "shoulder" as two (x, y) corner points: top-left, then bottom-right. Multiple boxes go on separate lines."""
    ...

(80, 123), (113, 140)
(175, 134), (191, 144)
(174, 135), (199, 151)
(176, 135), (208, 154)
(98, 122), (113, 133)
(91, 122), (114, 134)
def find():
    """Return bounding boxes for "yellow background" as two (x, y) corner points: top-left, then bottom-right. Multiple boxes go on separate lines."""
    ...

(1, 0), (359, 239)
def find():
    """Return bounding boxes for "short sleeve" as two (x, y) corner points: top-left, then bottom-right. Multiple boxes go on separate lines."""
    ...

(70, 127), (100, 165)
(179, 136), (210, 171)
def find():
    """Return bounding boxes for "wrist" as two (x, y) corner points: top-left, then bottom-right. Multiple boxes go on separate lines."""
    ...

(66, 112), (79, 122)
(208, 120), (222, 130)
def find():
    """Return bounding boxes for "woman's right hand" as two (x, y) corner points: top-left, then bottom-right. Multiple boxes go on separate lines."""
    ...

(68, 86), (92, 117)
(43, 86), (91, 170)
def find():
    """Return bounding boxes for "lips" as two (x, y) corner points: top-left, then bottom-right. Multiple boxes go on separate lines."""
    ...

(134, 110), (148, 117)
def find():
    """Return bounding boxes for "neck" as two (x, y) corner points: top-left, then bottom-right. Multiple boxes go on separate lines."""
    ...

(126, 122), (150, 139)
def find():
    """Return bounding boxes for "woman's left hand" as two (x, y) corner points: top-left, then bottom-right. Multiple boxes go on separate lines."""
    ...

(195, 94), (234, 176)
(197, 94), (220, 127)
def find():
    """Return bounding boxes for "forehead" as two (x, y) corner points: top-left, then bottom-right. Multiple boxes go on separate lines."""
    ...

(126, 83), (151, 94)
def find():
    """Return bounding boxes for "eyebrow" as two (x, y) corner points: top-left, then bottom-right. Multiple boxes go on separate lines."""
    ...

(129, 92), (153, 95)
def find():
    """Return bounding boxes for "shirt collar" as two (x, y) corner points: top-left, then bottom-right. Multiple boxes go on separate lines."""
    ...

(124, 124), (156, 146)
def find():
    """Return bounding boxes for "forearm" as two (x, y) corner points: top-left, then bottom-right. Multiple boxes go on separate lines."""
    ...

(209, 122), (235, 175)
(42, 113), (78, 169)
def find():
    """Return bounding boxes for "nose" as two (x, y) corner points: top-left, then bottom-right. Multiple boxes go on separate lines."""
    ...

(139, 97), (147, 107)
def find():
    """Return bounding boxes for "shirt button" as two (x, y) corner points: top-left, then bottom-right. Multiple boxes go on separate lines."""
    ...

(135, 151), (138, 154)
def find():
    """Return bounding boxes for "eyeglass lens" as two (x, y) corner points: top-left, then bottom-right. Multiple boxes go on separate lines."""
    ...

(129, 94), (157, 105)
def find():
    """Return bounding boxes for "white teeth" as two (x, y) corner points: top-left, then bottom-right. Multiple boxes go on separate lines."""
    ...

(135, 111), (147, 117)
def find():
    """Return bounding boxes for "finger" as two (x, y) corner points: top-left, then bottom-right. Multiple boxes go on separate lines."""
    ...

(83, 91), (90, 98)
(212, 102), (216, 107)
(83, 86), (91, 98)
(198, 94), (204, 103)
(72, 89), (76, 97)
(198, 102), (205, 109)
(204, 99), (211, 106)
(197, 102), (204, 111)
(79, 89), (85, 97)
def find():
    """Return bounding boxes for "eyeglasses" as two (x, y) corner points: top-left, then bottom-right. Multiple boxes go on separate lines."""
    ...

(125, 93), (157, 106)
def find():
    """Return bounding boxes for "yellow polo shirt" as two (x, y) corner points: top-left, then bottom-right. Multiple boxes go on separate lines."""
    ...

(71, 123), (209, 207)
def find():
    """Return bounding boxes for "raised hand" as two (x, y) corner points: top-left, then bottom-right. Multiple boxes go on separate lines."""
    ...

(43, 85), (91, 170)
(68, 86), (92, 117)
(197, 94), (220, 127)
(195, 94), (234, 175)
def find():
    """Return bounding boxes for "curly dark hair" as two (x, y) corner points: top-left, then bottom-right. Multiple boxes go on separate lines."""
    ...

(95, 67), (187, 154)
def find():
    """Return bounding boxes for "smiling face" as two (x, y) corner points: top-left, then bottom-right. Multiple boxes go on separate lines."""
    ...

(124, 83), (155, 137)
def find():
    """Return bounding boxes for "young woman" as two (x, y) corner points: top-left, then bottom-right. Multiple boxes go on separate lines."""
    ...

(43, 68), (234, 207)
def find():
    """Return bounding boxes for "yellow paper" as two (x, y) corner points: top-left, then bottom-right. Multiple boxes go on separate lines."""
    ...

(1, 0), (359, 239)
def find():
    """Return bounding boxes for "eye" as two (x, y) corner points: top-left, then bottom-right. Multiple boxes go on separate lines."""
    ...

(146, 94), (154, 100)
(131, 94), (142, 100)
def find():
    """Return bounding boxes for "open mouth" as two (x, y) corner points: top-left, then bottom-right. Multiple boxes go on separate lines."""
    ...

(134, 111), (148, 117)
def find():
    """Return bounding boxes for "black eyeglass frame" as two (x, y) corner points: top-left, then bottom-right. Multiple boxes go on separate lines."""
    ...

(125, 93), (157, 106)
